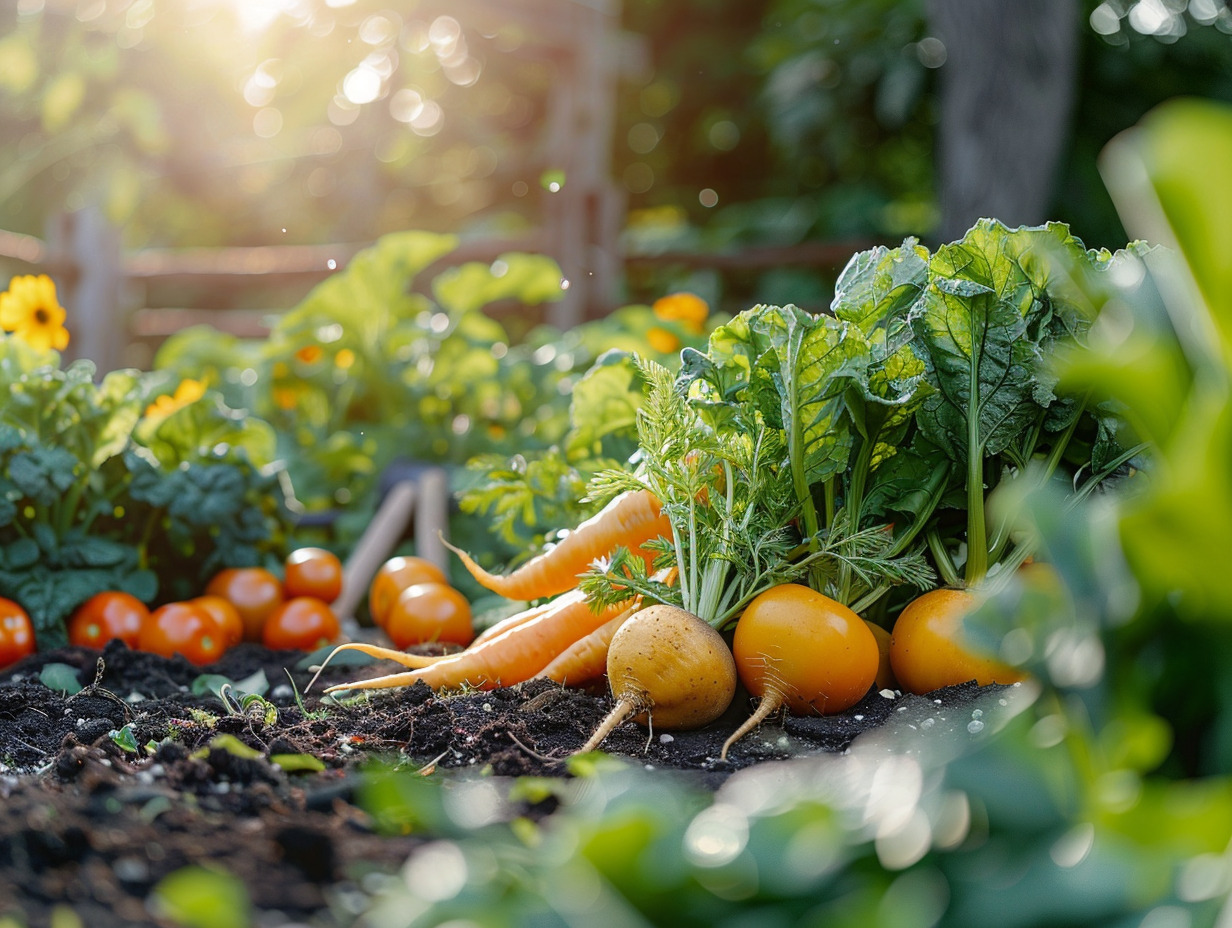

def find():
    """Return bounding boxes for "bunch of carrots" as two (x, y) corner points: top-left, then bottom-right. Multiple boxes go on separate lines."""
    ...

(313, 487), (673, 695)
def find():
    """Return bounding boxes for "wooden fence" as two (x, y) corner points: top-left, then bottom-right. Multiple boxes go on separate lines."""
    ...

(0, 208), (870, 372)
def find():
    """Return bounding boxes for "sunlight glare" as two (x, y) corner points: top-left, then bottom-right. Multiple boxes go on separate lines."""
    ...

(216, 0), (311, 34)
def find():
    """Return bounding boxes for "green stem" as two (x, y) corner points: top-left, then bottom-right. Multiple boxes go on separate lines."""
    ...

(837, 439), (876, 605)
(928, 528), (962, 588)
(1041, 400), (1087, 482)
(965, 434), (988, 586)
(136, 507), (162, 571)
(849, 583), (891, 616)
(55, 476), (88, 537)
(1070, 442), (1149, 505)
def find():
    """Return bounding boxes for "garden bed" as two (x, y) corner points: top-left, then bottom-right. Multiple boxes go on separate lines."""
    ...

(0, 640), (1005, 927)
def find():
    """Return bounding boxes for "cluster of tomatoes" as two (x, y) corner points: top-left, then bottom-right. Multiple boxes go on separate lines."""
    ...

(0, 546), (347, 671)
(0, 548), (479, 672)
(366, 555), (474, 649)
(68, 546), (346, 665)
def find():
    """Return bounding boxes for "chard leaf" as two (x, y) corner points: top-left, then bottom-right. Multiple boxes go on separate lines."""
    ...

(708, 304), (868, 488)
(910, 219), (1101, 581)
(831, 237), (931, 339)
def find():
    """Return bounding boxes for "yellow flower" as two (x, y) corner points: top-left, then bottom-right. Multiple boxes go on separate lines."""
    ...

(145, 378), (207, 419)
(652, 292), (709, 334)
(334, 348), (355, 370)
(0, 274), (70, 351)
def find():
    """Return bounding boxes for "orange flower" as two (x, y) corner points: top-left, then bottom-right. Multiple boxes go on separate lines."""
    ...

(646, 326), (681, 354)
(0, 274), (70, 351)
(296, 345), (324, 364)
(145, 378), (207, 419)
(651, 292), (708, 334)
(273, 386), (301, 410)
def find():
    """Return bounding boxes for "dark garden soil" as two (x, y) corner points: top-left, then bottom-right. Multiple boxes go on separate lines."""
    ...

(0, 639), (996, 928)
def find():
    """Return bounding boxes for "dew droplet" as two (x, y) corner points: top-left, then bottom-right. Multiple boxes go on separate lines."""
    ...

(967, 719), (985, 734)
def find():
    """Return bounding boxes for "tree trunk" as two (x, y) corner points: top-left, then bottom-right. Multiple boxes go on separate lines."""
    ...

(926, 0), (1080, 242)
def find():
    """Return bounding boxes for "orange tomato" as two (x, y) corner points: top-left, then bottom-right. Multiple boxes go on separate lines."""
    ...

(0, 598), (36, 668)
(138, 602), (227, 666)
(284, 547), (344, 604)
(68, 591), (149, 649)
(732, 584), (879, 715)
(385, 582), (474, 649)
(262, 597), (341, 651)
(864, 619), (896, 691)
(191, 595), (245, 648)
(889, 588), (1027, 695)
(368, 556), (447, 628)
(205, 567), (285, 642)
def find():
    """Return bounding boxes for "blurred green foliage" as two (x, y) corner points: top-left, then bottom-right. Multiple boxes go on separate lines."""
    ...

(3, 1), (1230, 319)
(152, 231), (712, 584)
(349, 97), (1232, 928)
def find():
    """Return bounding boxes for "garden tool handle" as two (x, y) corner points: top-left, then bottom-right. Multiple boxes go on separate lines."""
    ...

(334, 479), (418, 638)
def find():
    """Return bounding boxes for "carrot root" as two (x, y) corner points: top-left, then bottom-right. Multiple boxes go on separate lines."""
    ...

(323, 669), (428, 693)
(719, 690), (784, 761)
(534, 599), (639, 685)
(443, 489), (672, 601)
(578, 698), (636, 754)
(324, 592), (632, 695)
(470, 591), (581, 648)
(306, 641), (450, 691)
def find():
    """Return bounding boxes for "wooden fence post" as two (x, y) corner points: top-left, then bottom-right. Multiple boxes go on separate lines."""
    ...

(46, 206), (125, 373)
(541, 0), (624, 329)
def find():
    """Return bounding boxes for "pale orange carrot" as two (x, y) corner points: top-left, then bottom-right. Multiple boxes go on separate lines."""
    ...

(534, 600), (638, 685)
(322, 592), (632, 694)
(442, 488), (672, 601)
(469, 592), (579, 648)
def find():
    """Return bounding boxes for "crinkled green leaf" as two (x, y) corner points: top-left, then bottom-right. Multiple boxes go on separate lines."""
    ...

(912, 220), (1092, 462)
(7, 446), (78, 505)
(831, 237), (931, 338)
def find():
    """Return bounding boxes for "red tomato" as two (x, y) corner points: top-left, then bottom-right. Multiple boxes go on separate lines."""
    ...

(0, 598), (36, 668)
(67, 591), (149, 649)
(137, 602), (228, 666)
(889, 588), (1027, 694)
(368, 556), (447, 628)
(205, 567), (285, 642)
(262, 597), (341, 651)
(385, 582), (473, 649)
(191, 595), (245, 648)
(284, 547), (344, 604)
